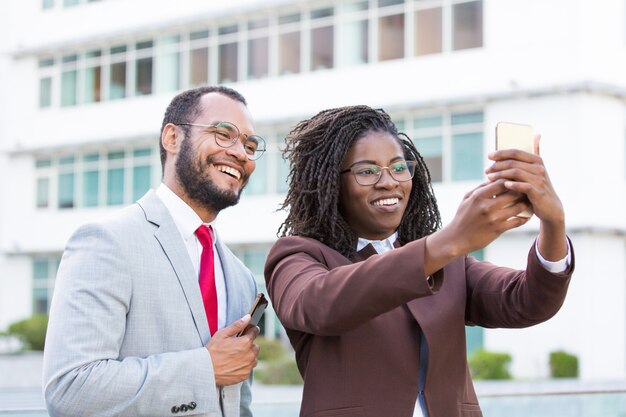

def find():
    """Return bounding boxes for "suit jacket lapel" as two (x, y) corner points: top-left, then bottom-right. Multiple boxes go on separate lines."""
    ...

(137, 190), (211, 344)
(214, 233), (248, 325)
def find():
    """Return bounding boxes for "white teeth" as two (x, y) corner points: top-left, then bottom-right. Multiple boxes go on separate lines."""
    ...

(373, 198), (399, 206)
(216, 165), (241, 180)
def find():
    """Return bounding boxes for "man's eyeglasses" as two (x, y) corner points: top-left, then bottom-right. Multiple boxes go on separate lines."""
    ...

(340, 160), (417, 186)
(177, 121), (266, 160)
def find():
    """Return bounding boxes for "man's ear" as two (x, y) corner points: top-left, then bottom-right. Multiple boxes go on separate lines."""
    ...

(162, 123), (181, 155)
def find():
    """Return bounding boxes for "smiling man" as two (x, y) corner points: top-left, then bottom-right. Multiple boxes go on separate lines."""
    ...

(43, 86), (265, 417)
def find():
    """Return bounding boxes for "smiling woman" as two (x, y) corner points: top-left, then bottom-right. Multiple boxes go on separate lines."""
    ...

(264, 105), (574, 417)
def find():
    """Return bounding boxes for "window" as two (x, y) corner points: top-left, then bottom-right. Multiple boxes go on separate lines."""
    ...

(35, 146), (157, 210)
(399, 110), (484, 183)
(135, 41), (154, 96)
(32, 257), (60, 314)
(156, 35), (180, 93)
(189, 30), (210, 87)
(247, 19), (269, 79)
(279, 13), (301, 75)
(339, 1), (369, 66)
(60, 54), (78, 107)
(378, 1), (405, 61)
(465, 247), (484, 354)
(310, 8), (334, 71)
(415, 6), (442, 56)
(218, 25), (239, 83)
(453, 0), (483, 50)
(109, 45), (127, 100)
(84, 50), (102, 103)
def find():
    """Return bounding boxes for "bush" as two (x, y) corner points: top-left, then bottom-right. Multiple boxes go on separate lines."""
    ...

(550, 350), (579, 378)
(255, 357), (303, 385)
(468, 349), (512, 380)
(7, 314), (48, 351)
(256, 337), (286, 362)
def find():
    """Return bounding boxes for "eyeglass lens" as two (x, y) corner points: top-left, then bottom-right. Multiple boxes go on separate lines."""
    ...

(213, 122), (265, 160)
(352, 161), (415, 185)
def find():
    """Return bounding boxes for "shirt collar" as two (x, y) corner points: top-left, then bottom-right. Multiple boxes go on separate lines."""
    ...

(356, 231), (398, 254)
(155, 183), (216, 241)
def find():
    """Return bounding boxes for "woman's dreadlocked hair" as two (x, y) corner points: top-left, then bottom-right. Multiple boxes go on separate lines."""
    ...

(278, 105), (442, 258)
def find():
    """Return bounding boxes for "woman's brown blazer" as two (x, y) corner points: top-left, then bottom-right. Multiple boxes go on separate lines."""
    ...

(265, 235), (573, 417)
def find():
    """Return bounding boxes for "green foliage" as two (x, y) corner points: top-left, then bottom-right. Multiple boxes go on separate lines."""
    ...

(256, 336), (286, 362)
(7, 314), (48, 351)
(468, 349), (512, 380)
(254, 357), (303, 385)
(549, 350), (579, 378)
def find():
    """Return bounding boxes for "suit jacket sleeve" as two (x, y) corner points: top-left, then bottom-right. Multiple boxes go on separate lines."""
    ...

(465, 237), (575, 328)
(264, 236), (438, 336)
(43, 222), (220, 417)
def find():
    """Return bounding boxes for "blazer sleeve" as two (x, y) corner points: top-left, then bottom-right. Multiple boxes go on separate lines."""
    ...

(42, 222), (220, 417)
(264, 236), (438, 336)
(465, 237), (575, 329)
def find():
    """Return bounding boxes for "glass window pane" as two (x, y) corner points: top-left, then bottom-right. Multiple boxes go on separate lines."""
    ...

(279, 13), (300, 24)
(248, 37), (269, 79)
(414, 115), (442, 129)
(453, 1), (483, 50)
(59, 155), (75, 165)
(452, 132), (483, 181)
(243, 248), (268, 275)
(190, 29), (209, 40)
(133, 148), (152, 157)
(33, 288), (49, 315)
(415, 8), (442, 56)
(58, 172), (75, 208)
(415, 136), (442, 182)
(219, 25), (238, 35)
(279, 32), (300, 75)
(39, 77), (52, 108)
(378, 14), (404, 61)
(37, 178), (50, 208)
(107, 168), (125, 205)
(156, 51), (180, 93)
(132, 165), (151, 201)
(245, 155), (267, 195)
(83, 152), (99, 162)
(379, 0), (403, 6)
(311, 26), (334, 70)
(136, 57), (153, 96)
(63, 0), (79, 7)
(108, 151), (125, 160)
(110, 62), (126, 99)
(311, 8), (333, 19)
(42, 0), (54, 10)
(33, 259), (49, 280)
(341, 20), (368, 66)
(36, 158), (51, 168)
(61, 70), (77, 107)
(136, 40), (153, 50)
(38, 57), (54, 67)
(465, 326), (484, 355)
(190, 47), (209, 87)
(82, 170), (99, 207)
(219, 43), (238, 83)
(84, 65), (102, 103)
(451, 112), (483, 125)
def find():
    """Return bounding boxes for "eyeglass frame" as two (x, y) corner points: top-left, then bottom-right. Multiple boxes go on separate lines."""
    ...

(176, 121), (266, 160)
(339, 160), (417, 186)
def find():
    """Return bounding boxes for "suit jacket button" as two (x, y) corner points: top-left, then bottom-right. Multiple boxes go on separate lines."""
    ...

(180, 404), (188, 412)
(188, 402), (197, 410)
(171, 405), (180, 413)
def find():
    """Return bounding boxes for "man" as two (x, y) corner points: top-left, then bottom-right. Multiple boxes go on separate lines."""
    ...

(43, 86), (264, 417)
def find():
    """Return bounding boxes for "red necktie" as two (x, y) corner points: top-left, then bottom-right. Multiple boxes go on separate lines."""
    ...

(195, 225), (218, 336)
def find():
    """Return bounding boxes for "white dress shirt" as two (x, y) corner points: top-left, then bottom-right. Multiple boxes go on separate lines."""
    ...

(156, 184), (227, 332)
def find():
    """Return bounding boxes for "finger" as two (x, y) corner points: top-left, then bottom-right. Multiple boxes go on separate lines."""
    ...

(214, 314), (252, 339)
(472, 179), (509, 199)
(488, 148), (538, 164)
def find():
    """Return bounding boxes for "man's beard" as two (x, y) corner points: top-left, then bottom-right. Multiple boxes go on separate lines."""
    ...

(175, 137), (246, 213)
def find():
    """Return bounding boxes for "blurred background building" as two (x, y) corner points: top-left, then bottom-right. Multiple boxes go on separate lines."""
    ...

(0, 0), (625, 381)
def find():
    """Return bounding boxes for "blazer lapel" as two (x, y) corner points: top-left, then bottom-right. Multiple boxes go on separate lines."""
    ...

(137, 190), (211, 344)
(214, 233), (248, 326)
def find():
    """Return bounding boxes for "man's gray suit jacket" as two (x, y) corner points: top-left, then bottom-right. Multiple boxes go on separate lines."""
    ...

(43, 190), (258, 417)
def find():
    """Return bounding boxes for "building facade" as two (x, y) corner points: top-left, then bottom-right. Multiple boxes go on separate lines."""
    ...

(1, 0), (625, 380)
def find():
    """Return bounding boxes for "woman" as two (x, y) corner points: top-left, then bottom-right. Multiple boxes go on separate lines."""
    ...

(265, 105), (573, 417)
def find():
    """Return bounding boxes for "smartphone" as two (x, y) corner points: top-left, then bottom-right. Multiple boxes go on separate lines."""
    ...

(494, 122), (535, 218)
(237, 293), (268, 336)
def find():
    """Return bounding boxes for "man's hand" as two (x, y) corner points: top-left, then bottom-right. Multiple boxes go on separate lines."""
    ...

(205, 314), (260, 386)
